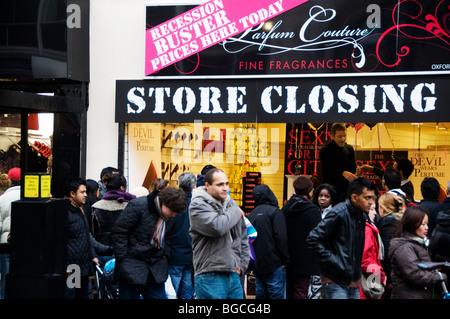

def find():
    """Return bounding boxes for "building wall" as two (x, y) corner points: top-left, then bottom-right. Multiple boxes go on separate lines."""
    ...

(88, 0), (202, 181)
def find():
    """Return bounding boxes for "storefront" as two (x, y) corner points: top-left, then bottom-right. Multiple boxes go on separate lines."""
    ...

(114, 0), (450, 209)
(0, 0), (89, 298)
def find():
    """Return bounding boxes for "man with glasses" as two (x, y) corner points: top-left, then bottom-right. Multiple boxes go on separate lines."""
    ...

(307, 177), (376, 299)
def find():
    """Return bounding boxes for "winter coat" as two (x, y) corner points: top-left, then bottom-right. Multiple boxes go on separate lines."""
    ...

(167, 192), (193, 267)
(377, 211), (403, 283)
(283, 194), (321, 276)
(0, 186), (20, 243)
(420, 199), (441, 236)
(430, 209), (450, 262)
(360, 221), (386, 299)
(388, 234), (447, 299)
(400, 180), (415, 202)
(307, 199), (366, 285)
(92, 199), (129, 246)
(189, 186), (250, 276)
(112, 191), (173, 285)
(319, 140), (356, 200)
(67, 204), (96, 276)
(247, 185), (289, 275)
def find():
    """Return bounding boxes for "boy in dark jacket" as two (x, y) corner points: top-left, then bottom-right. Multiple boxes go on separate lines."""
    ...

(112, 186), (187, 299)
(248, 184), (289, 299)
(282, 176), (321, 299)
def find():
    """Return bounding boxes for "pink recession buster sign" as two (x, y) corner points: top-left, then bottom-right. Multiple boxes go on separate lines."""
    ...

(145, 0), (309, 75)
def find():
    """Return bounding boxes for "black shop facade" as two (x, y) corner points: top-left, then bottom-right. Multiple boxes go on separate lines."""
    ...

(115, 0), (450, 211)
(0, 1), (89, 299)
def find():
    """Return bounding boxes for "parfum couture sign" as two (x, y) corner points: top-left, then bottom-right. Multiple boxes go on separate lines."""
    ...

(145, 0), (309, 75)
(146, 0), (450, 76)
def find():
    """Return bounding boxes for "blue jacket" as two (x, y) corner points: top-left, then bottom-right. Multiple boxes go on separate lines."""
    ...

(168, 192), (193, 267)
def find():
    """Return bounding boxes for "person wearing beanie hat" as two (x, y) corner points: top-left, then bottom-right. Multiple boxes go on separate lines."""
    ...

(196, 164), (216, 187)
(282, 175), (321, 299)
(7, 167), (20, 185)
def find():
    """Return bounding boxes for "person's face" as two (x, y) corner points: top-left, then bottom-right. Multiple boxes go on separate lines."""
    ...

(71, 184), (87, 206)
(161, 204), (178, 219)
(416, 214), (429, 238)
(318, 189), (332, 209)
(206, 171), (229, 202)
(332, 129), (347, 147)
(351, 188), (376, 213)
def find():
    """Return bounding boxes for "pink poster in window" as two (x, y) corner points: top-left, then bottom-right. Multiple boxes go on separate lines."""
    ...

(145, 0), (309, 75)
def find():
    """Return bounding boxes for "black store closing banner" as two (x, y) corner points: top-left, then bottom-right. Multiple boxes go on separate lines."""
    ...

(115, 74), (450, 124)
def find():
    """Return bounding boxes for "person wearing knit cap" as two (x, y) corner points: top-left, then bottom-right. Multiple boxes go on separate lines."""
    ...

(7, 167), (20, 185)
(282, 175), (321, 299)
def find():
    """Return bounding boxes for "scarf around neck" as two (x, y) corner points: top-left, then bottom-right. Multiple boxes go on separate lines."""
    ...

(150, 196), (167, 249)
(102, 189), (136, 203)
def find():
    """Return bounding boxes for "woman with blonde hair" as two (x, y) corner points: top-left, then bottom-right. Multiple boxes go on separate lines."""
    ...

(0, 174), (11, 195)
(376, 192), (405, 298)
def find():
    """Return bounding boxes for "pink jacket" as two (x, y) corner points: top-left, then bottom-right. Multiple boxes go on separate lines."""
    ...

(360, 221), (386, 299)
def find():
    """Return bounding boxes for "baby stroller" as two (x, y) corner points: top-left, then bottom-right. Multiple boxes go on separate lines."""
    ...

(95, 258), (119, 299)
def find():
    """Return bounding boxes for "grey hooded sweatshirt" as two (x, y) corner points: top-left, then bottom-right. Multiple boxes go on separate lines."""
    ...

(189, 186), (250, 276)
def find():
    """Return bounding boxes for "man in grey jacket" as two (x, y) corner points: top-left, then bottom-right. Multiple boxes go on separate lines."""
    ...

(189, 168), (250, 299)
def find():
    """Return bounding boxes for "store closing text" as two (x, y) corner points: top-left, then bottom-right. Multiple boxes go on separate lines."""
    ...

(125, 82), (437, 116)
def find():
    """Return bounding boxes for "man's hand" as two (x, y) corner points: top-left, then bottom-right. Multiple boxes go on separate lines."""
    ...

(342, 171), (357, 181)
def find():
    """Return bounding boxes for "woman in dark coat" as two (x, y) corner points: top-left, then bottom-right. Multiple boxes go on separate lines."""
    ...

(84, 179), (99, 232)
(112, 187), (187, 299)
(388, 206), (447, 299)
(282, 176), (321, 299)
(91, 173), (135, 249)
(376, 192), (405, 298)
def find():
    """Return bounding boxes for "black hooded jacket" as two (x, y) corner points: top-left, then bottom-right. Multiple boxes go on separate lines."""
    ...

(247, 185), (289, 275)
(430, 209), (450, 262)
(283, 194), (322, 276)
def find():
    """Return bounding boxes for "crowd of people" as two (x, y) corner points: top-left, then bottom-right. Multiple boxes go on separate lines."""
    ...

(57, 162), (449, 300)
(0, 123), (448, 300)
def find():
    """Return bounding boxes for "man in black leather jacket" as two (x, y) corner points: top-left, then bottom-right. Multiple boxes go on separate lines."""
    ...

(307, 177), (376, 299)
